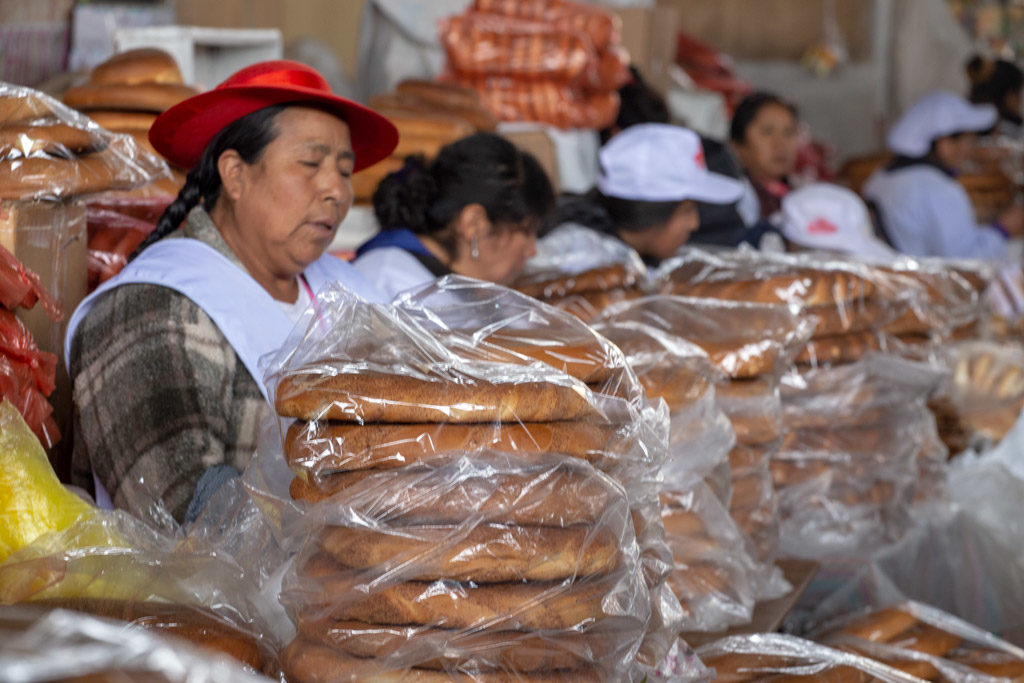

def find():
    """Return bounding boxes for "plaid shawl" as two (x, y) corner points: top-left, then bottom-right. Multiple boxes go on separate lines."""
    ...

(69, 208), (268, 523)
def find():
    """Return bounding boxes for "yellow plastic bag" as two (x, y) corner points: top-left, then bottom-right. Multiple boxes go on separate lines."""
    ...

(0, 400), (93, 563)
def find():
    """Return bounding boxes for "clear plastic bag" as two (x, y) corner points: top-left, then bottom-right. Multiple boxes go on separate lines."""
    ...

(938, 341), (1024, 447)
(696, 632), (924, 682)
(85, 197), (171, 291)
(0, 604), (271, 683)
(0, 83), (169, 201)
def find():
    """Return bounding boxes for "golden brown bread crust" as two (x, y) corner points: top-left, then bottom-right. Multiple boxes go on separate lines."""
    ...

(794, 330), (882, 367)
(667, 562), (732, 609)
(285, 420), (617, 473)
(25, 597), (264, 672)
(668, 268), (876, 307)
(948, 648), (1024, 676)
(892, 623), (963, 657)
(0, 123), (107, 157)
(729, 443), (773, 472)
(294, 619), (608, 673)
(90, 48), (183, 85)
(514, 264), (638, 299)
(833, 607), (920, 643)
(546, 287), (646, 322)
(781, 421), (894, 455)
(85, 110), (159, 132)
(0, 152), (139, 200)
(659, 505), (708, 538)
(275, 370), (597, 423)
(690, 339), (780, 378)
(700, 651), (870, 683)
(370, 90), (498, 132)
(0, 96), (53, 125)
(806, 298), (894, 338)
(288, 465), (619, 527)
(376, 108), (476, 147)
(470, 328), (619, 384)
(282, 637), (603, 682)
(63, 82), (201, 113)
(770, 458), (831, 488)
(295, 576), (617, 631)
(308, 523), (621, 582)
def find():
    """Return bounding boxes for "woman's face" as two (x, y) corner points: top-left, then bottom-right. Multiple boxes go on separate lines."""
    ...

(935, 133), (976, 172)
(465, 221), (538, 285)
(230, 106), (354, 277)
(621, 200), (700, 261)
(734, 103), (799, 182)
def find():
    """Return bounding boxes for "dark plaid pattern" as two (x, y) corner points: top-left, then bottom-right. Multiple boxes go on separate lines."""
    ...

(69, 208), (268, 523)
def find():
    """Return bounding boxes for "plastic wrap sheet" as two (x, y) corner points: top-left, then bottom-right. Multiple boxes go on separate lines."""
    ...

(816, 601), (1024, 682)
(0, 605), (271, 683)
(0, 83), (169, 201)
(85, 197), (170, 292)
(277, 451), (651, 681)
(472, 0), (622, 53)
(515, 224), (648, 294)
(696, 632), (923, 682)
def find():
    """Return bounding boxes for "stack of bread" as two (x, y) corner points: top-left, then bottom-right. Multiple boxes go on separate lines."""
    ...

(353, 79), (496, 203)
(1, 83), (167, 201)
(268, 291), (654, 680)
(937, 341), (1024, 448)
(659, 249), (946, 558)
(62, 48), (199, 197)
(440, 0), (630, 130)
(816, 601), (1024, 680)
(594, 296), (813, 605)
(513, 224), (649, 322)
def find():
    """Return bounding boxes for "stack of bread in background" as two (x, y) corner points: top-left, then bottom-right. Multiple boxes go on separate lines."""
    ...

(267, 292), (654, 680)
(62, 48), (198, 197)
(350, 79), (498, 204)
(659, 249), (947, 559)
(440, 0), (630, 130)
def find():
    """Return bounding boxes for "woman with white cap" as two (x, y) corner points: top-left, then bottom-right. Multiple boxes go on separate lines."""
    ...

(776, 182), (896, 261)
(555, 123), (746, 266)
(863, 90), (1024, 260)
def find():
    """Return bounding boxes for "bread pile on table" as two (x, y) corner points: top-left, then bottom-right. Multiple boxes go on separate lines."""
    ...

(62, 48), (198, 197)
(440, 0), (630, 129)
(268, 288), (655, 680)
(659, 249), (946, 558)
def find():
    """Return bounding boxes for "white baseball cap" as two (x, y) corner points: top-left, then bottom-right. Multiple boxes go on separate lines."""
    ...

(887, 91), (998, 157)
(780, 183), (896, 261)
(597, 123), (745, 204)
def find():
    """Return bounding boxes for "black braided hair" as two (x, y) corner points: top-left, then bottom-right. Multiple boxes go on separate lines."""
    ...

(371, 132), (555, 259)
(132, 103), (288, 260)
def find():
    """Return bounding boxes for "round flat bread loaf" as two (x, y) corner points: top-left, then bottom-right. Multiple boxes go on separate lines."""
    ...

(281, 638), (603, 682)
(546, 287), (644, 323)
(690, 339), (780, 379)
(307, 523), (621, 582)
(275, 370), (598, 423)
(91, 48), (183, 85)
(667, 561), (732, 604)
(726, 414), (782, 448)
(729, 443), (773, 472)
(795, 330), (882, 367)
(294, 619), (613, 673)
(0, 123), (106, 158)
(285, 421), (618, 473)
(832, 607), (920, 643)
(514, 264), (638, 299)
(948, 649), (1024, 677)
(296, 575), (619, 631)
(670, 268), (876, 307)
(63, 82), (201, 113)
(807, 297), (894, 337)
(770, 458), (831, 488)
(0, 153), (137, 200)
(289, 465), (620, 527)
(85, 110), (159, 132)
(468, 328), (620, 384)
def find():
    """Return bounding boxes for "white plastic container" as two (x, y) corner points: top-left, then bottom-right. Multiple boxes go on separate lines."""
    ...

(113, 26), (282, 89)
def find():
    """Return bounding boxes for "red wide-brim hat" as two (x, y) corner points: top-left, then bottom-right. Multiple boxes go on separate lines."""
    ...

(149, 60), (398, 172)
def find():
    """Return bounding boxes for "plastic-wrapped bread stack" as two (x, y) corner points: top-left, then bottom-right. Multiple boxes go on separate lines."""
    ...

(696, 632), (922, 682)
(588, 306), (766, 634)
(440, 0), (630, 130)
(62, 48), (199, 197)
(815, 601), (1024, 681)
(657, 248), (947, 558)
(936, 341), (1024, 449)
(0, 82), (168, 202)
(593, 295), (814, 606)
(513, 224), (649, 322)
(264, 283), (665, 681)
(392, 277), (692, 672)
(354, 79), (497, 202)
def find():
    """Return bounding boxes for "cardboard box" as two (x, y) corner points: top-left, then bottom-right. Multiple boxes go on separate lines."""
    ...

(0, 200), (88, 476)
(502, 129), (562, 195)
(607, 4), (680, 94)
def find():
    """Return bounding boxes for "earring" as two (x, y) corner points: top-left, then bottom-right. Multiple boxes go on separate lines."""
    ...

(471, 236), (479, 260)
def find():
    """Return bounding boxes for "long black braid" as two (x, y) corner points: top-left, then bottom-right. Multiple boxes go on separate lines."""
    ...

(132, 104), (288, 260)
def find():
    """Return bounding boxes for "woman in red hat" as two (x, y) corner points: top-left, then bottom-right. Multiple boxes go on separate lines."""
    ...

(64, 61), (398, 523)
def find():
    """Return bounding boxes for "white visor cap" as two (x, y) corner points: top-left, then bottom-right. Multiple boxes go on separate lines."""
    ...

(887, 91), (998, 157)
(780, 183), (896, 261)
(597, 123), (745, 204)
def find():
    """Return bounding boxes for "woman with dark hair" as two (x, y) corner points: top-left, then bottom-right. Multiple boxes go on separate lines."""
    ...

(967, 55), (1024, 137)
(353, 132), (555, 299)
(729, 91), (800, 222)
(64, 61), (398, 522)
(864, 90), (1024, 259)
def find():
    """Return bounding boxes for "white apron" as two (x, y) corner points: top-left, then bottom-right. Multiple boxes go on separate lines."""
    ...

(65, 237), (384, 508)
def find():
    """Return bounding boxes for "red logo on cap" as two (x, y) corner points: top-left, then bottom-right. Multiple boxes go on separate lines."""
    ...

(694, 147), (706, 169)
(807, 218), (838, 234)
